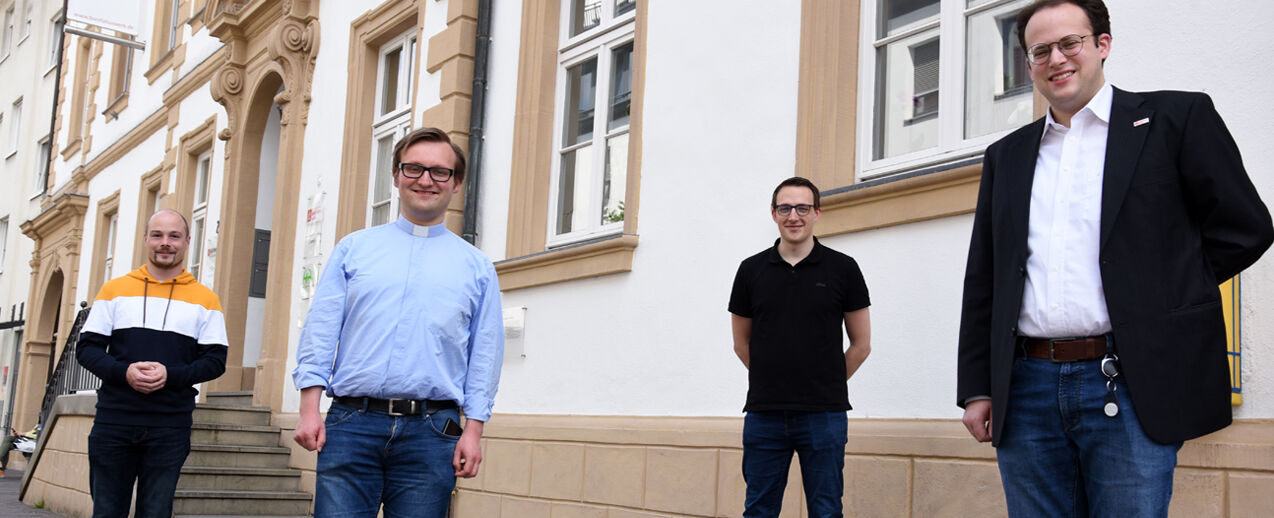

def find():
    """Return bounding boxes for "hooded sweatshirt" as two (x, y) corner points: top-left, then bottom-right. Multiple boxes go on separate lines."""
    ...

(77, 265), (228, 428)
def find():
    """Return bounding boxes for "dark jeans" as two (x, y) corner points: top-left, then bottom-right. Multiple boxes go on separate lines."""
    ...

(314, 403), (462, 518)
(87, 422), (191, 518)
(997, 357), (1182, 517)
(742, 410), (848, 518)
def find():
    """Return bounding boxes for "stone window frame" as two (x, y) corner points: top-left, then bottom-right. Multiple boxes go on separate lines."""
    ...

(173, 115), (217, 282)
(131, 165), (169, 268)
(104, 31), (133, 120)
(497, 0), (646, 292)
(145, 0), (187, 85)
(61, 35), (93, 158)
(88, 190), (121, 297)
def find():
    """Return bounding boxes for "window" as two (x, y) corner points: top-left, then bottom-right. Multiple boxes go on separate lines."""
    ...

(7, 98), (20, 156)
(860, 0), (1033, 177)
(189, 151), (211, 281)
(549, 0), (635, 246)
(107, 34), (132, 111)
(2, 6), (14, 59)
(366, 31), (416, 227)
(35, 136), (48, 194)
(47, 11), (61, 69)
(65, 36), (91, 151)
(21, 0), (29, 40)
(102, 212), (118, 281)
(166, 0), (180, 52)
(0, 217), (8, 273)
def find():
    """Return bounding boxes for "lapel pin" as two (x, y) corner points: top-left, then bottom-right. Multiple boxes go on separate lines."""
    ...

(1133, 117), (1150, 127)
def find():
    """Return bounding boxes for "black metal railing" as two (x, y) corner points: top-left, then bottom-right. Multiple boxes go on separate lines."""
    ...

(37, 302), (100, 427)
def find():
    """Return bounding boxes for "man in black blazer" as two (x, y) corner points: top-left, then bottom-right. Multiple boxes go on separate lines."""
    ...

(957, 0), (1273, 516)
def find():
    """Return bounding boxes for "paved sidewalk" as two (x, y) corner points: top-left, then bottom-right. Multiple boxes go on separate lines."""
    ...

(0, 469), (72, 517)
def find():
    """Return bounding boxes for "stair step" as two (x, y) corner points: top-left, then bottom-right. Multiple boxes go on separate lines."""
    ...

(186, 444), (293, 468)
(204, 390), (256, 408)
(179, 466), (301, 491)
(173, 490), (311, 516)
(191, 422), (282, 447)
(193, 404), (272, 426)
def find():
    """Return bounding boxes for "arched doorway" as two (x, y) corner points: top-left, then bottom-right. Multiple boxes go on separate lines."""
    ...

(14, 270), (63, 432)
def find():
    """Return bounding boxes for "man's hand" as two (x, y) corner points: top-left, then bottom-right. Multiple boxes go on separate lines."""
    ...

(125, 362), (167, 394)
(294, 387), (326, 452)
(293, 411), (326, 452)
(962, 399), (993, 442)
(453, 419), (485, 478)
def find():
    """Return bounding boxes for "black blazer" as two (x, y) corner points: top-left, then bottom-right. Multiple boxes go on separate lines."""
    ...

(957, 87), (1274, 445)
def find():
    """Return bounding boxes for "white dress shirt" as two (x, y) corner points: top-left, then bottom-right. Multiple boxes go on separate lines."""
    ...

(1017, 83), (1115, 338)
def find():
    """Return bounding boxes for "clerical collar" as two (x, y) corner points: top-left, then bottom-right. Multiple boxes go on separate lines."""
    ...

(394, 216), (449, 237)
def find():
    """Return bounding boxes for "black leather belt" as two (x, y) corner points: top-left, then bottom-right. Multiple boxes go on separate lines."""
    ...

(333, 396), (458, 416)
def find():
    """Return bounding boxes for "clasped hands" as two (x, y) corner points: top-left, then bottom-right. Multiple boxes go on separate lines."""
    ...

(125, 361), (168, 394)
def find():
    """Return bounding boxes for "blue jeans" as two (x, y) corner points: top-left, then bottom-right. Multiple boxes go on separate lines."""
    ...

(315, 403), (461, 518)
(87, 422), (191, 518)
(997, 357), (1182, 517)
(742, 411), (847, 518)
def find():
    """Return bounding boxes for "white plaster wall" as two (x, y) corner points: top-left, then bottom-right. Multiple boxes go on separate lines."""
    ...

(472, 0), (521, 258)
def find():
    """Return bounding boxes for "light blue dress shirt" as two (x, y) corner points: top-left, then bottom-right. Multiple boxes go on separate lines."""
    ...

(293, 217), (504, 421)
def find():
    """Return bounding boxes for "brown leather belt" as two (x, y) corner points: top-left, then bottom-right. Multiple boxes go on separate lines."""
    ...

(333, 396), (457, 416)
(1022, 336), (1108, 362)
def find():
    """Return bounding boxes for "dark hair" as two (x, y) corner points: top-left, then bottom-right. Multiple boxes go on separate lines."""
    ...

(771, 177), (821, 210)
(391, 127), (468, 184)
(1016, 0), (1111, 53)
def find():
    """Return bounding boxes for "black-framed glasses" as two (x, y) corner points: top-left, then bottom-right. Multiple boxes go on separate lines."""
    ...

(774, 204), (815, 217)
(397, 162), (455, 182)
(1026, 34), (1093, 65)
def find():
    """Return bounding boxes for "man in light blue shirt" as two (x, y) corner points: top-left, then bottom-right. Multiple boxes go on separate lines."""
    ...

(292, 127), (504, 518)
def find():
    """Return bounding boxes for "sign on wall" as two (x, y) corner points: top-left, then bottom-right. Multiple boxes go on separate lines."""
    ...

(67, 0), (142, 37)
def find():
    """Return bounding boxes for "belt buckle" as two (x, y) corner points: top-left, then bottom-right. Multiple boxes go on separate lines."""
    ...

(385, 399), (416, 416)
(1047, 337), (1076, 363)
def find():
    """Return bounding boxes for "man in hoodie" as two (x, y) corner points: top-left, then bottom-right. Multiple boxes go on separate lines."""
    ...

(77, 209), (228, 518)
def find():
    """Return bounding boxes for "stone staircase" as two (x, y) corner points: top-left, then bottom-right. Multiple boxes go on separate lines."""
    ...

(175, 391), (312, 517)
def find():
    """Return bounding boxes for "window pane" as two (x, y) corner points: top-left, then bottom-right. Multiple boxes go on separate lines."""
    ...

(190, 217), (205, 279)
(381, 46), (402, 115)
(873, 35), (940, 160)
(195, 156), (211, 205)
(615, 0), (636, 17)
(601, 133), (627, 225)
(557, 145), (594, 234)
(563, 58), (598, 146)
(570, 0), (602, 37)
(878, 0), (939, 37)
(372, 134), (395, 224)
(608, 43), (633, 131)
(965, 9), (1034, 138)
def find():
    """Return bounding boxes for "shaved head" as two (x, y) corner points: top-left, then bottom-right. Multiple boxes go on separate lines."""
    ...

(147, 209), (190, 237)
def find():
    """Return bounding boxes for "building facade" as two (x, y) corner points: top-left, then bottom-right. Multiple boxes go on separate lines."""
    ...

(11, 0), (1274, 516)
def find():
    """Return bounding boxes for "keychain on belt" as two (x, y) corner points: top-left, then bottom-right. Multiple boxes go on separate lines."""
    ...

(1101, 353), (1120, 417)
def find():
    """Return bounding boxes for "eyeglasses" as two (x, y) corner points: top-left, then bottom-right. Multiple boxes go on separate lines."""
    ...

(397, 162), (456, 183)
(774, 204), (815, 217)
(1026, 34), (1093, 65)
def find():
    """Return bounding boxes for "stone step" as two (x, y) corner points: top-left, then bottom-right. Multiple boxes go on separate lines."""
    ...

(190, 422), (282, 448)
(173, 489), (312, 516)
(193, 404), (272, 426)
(186, 444), (293, 469)
(204, 390), (256, 407)
(178, 466), (301, 491)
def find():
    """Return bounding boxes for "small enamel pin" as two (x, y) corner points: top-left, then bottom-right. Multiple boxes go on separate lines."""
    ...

(1133, 117), (1150, 127)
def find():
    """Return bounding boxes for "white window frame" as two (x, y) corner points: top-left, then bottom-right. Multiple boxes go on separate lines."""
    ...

(20, 0), (30, 42)
(166, 0), (181, 52)
(7, 97), (20, 157)
(0, 216), (8, 274)
(857, 0), (1032, 180)
(366, 30), (417, 227)
(47, 11), (61, 71)
(2, 6), (14, 60)
(189, 151), (211, 281)
(102, 212), (118, 281)
(34, 136), (48, 197)
(546, 0), (635, 248)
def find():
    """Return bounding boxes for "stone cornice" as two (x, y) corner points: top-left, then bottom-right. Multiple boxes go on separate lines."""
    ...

(20, 193), (90, 243)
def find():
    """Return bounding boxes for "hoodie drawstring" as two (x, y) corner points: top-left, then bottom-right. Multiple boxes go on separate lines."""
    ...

(142, 281), (148, 326)
(162, 283), (176, 329)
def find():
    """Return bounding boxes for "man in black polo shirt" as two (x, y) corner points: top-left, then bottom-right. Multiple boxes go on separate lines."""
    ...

(729, 176), (872, 517)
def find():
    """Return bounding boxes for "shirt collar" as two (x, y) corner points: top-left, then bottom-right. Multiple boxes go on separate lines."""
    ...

(766, 237), (824, 265)
(394, 216), (449, 238)
(1042, 82), (1113, 136)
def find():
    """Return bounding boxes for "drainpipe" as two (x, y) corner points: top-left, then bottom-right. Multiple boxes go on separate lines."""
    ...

(461, 0), (492, 245)
(41, 0), (69, 197)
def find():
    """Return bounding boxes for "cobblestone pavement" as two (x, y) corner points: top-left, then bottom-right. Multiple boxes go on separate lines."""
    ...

(0, 469), (72, 517)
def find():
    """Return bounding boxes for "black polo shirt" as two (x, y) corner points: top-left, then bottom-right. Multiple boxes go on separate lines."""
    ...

(729, 238), (870, 412)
